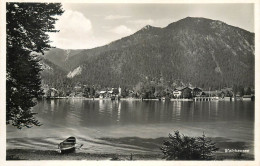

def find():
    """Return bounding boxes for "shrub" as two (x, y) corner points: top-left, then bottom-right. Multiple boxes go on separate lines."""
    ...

(161, 131), (219, 160)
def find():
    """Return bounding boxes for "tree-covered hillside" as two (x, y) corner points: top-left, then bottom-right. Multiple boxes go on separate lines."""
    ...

(43, 17), (254, 90)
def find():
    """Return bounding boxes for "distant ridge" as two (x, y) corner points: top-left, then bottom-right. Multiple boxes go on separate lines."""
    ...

(43, 17), (254, 89)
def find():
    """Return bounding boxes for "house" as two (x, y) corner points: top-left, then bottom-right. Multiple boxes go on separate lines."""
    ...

(181, 87), (193, 98)
(243, 95), (254, 101)
(173, 88), (182, 98)
(173, 87), (192, 99)
(74, 85), (82, 92)
(192, 87), (203, 97)
(202, 90), (220, 97)
(49, 88), (59, 97)
(99, 88), (119, 98)
(107, 90), (113, 98)
(99, 91), (107, 98)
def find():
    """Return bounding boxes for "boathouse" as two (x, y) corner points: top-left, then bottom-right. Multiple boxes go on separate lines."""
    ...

(192, 87), (203, 97)
(173, 87), (193, 99)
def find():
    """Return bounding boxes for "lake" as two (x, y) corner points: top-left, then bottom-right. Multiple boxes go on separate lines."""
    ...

(7, 99), (254, 155)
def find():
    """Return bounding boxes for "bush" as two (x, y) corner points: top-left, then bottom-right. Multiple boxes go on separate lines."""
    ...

(161, 131), (218, 160)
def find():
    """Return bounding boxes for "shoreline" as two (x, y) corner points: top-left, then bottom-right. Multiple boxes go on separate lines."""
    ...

(6, 149), (254, 160)
(40, 97), (253, 102)
(6, 149), (163, 160)
(6, 136), (254, 160)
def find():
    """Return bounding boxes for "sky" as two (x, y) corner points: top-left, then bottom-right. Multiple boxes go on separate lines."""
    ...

(48, 3), (254, 49)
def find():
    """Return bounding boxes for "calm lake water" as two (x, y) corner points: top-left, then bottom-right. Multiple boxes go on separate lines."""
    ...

(7, 99), (254, 154)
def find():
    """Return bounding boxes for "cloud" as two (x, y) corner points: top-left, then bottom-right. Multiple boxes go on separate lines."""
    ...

(105, 15), (131, 20)
(50, 36), (110, 50)
(111, 25), (133, 36)
(48, 10), (102, 49)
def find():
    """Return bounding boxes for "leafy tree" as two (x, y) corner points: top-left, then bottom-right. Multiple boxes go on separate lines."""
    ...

(139, 80), (157, 99)
(154, 85), (165, 98)
(83, 86), (90, 97)
(161, 131), (200, 160)
(197, 132), (219, 160)
(89, 86), (95, 98)
(161, 131), (218, 160)
(232, 84), (238, 96)
(120, 87), (128, 98)
(112, 88), (119, 95)
(6, 3), (63, 129)
(238, 85), (245, 96)
(245, 87), (252, 95)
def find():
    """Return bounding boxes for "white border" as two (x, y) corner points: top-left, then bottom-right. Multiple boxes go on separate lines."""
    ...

(0, 0), (259, 166)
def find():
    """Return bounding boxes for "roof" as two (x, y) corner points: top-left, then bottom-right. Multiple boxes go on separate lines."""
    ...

(50, 88), (58, 92)
(192, 87), (203, 91)
(175, 86), (193, 91)
(175, 86), (186, 91)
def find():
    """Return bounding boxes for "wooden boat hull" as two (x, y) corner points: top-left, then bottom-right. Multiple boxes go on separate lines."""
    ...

(59, 137), (76, 154)
(60, 147), (76, 154)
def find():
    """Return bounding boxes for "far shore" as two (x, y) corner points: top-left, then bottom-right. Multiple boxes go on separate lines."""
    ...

(41, 97), (251, 102)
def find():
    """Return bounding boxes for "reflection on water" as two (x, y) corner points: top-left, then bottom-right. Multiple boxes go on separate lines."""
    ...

(30, 100), (254, 130)
(7, 99), (254, 154)
(20, 99), (255, 128)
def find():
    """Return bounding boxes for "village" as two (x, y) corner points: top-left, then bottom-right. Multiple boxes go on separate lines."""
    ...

(42, 84), (255, 101)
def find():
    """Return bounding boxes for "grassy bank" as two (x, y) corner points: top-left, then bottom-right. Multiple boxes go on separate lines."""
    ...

(6, 149), (163, 160)
(6, 148), (254, 160)
(7, 135), (254, 160)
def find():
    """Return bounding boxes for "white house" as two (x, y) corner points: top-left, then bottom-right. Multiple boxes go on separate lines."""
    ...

(173, 89), (182, 98)
(99, 91), (107, 98)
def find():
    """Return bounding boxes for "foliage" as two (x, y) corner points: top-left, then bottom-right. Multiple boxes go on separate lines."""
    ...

(232, 84), (247, 97)
(226, 90), (233, 97)
(112, 88), (119, 95)
(41, 58), (70, 92)
(120, 87), (129, 98)
(89, 86), (96, 97)
(6, 3), (63, 129)
(196, 133), (219, 159)
(245, 87), (252, 95)
(161, 131), (219, 160)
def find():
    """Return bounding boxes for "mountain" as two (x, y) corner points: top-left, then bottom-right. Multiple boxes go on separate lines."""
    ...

(40, 58), (67, 85)
(43, 48), (85, 71)
(67, 66), (82, 78)
(44, 17), (254, 89)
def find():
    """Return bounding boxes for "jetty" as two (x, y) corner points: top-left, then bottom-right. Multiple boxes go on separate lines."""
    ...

(193, 97), (218, 102)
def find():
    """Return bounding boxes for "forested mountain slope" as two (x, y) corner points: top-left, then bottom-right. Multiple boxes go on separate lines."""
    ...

(43, 17), (254, 89)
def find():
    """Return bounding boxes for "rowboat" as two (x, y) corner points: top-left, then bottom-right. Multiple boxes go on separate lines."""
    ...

(58, 136), (82, 154)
